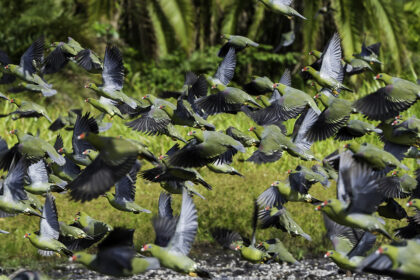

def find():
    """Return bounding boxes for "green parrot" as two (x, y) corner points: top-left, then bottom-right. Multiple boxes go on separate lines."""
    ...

(65, 211), (112, 251)
(258, 0), (306, 20)
(48, 109), (81, 131)
(104, 161), (151, 214)
(24, 193), (73, 257)
(243, 76), (275, 96)
(8, 81), (57, 97)
(159, 181), (205, 200)
(197, 83), (261, 115)
(141, 190), (212, 278)
(5, 97), (52, 122)
(359, 240), (420, 279)
(0, 158), (42, 217)
(206, 162), (243, 177)
(85, 97), (125, 119)
(288, 164), (330, 189)
(213, 201), (269, 263)
(59, 221), (91, 240)
(354, 73), (420, 121)
(205, 47), (236, 87)
(71, 228), (160, 277)
(85, 45), (139, 109)
(258, 204), (312, 240)
(122, 137), (159, 164)
(168, 130), (245, 168)
(126, 103), (187, 143)
(218, 34), (259, 57)
(316, 151), (392, 239)
(323, 214), (376, 271)
(378, 170), (417, 199)
(141, 147), (213, 191)
(10, 129), (66, 166)
(407, 199), (420, 211)
(394, 211), (420, 239)
(44, 37), (102, 74)
(302, 33), (353, 93)
(335, 119), (383, 141)
(343, 57), (373, 76)
(257, 238), (299, 264)
(67, 132), (139, 202)
(305, 90), (355, 142)
(248, 125), (317, 163)
(158, 99), (215, 131)
(24, 160), (65, 195)
(353, 41), (382, 64)
(345, 142), (408, 171)
(159, 71), (205, 100)
(225, 126), (259, 147)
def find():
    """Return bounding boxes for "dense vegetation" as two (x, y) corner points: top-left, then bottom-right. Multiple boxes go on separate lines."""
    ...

(0, 0), (419, 270)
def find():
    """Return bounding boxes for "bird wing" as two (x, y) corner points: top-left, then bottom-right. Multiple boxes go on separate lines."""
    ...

(20, 37), (44, 76)
(338, 152), (383, 214)
(319, 33), (343, 82)
(291, 108), (319, 152)
(152, 216), (178, 247)
(257, 185), (287, 208)
(211, 228), (243, 250)
(158, 192), (174, 218)
(366, 42), (381, 56)
(43, 45), (70, 74)
(273, 0), (293, 6)
(43, 141), (66, 166)
(68, 153), (137, 202)
(115, 161), (141, 202)
(167, 190), (198, 255)
(196, 91), (242, 115)
(214, 47), (236, 85)
(28, 160), (49, 184)
(3, 157), (27, 202)
(125, 107), (171, 135)
(102, 45), (124, 91)
(75, 49), (102, 72)
(279, 68), (292, 86)
(40, 194), (60, 240)
(72, 112), (99, 156)
(250, 200), (259, 246)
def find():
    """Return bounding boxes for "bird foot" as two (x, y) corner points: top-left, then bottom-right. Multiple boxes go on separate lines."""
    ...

(55, 252), (61, 258)
(189, 272), (198, 277)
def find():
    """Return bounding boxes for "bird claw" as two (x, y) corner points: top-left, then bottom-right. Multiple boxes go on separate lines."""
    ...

(189, 272), (198, 277)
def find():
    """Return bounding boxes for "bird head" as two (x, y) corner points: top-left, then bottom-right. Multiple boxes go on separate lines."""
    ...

(234, 244), (243, 251)
(158, 154), (168, 160)
(287, 169), (292, 174)
(270, 180), (280, 187)
(221, 34), (229, 40)
(9, 129), (16, 135)
(315, 200), (330, 211)
(324, 251), (334, 258)
(141, 244), (153, 252)
(77, 132), (87, 140)
(407, 199), (420, 209)
(84, 98), (90, 103)
(158, 105), (165, 110)
(301, 66), (310, 72)
(248, 126), (256, 132)
(57, 147), (64, 154)
(70, 252), (93, 265)
(23, 233), (31, 239)
(314, 93), (320, 99)
(9, 98), (14, 103)
(142, 95), (150, 100)
(187, 131), (196, 136)
(255, 95), (261, 100)
(4, 65), (9, 70)
(84, 83), (96, 90)
(374, 74), (383, 80)
(272, 83), (280, 88)
(343, 143), (350, 149)
(308, 51), (313, 56)
(391, 170), (399, 176)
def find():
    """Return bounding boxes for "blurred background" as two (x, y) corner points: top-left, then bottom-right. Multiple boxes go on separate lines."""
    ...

(0, 0), (419, 94)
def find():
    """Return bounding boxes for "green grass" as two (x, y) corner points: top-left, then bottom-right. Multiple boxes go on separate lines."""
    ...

(0, 69), (418, 270)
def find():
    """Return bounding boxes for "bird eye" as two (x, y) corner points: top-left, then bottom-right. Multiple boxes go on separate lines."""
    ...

(148, 245), (152, 249)
(379, 74), (382, 78)
(330, 251), (333, 255)
(384, 247), (388, 251)
(327, 200), (332, 203)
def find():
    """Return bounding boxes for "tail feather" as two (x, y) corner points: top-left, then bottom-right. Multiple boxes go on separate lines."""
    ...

(195, 267), (212, 279)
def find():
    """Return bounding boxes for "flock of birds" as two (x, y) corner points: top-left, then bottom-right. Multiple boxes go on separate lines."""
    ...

(0, 0), (419, 279)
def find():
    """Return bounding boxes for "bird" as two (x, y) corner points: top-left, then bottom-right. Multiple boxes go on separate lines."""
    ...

(9, 129), (66, 166)
(24, 160), (65, 195)
(218, 34), (259, 57)
(0, 158), (42, 218)
(205, 47), (236, 87)
(257, 238), (299, 264)
(85, 97), (125, 119)
(323, 214), (376, 272)
(258, 0), (306, 20)
(67, 132), (139, 202)
(5, 97), (52, 122)
(335, 119), (383, 141)
(302, 33), (353, 93)
(24, 193), (73, 257)
(71, 228), (160, 277)
(353, 40), (382, 64)
(85, 45), (139, 109)
(103, 161), (151, 214)
(344, 142), (409, 171)
(248, 125), (317, 163)
(168, 130), (245, 168)
(305, 91), (355, 142)
(315, 151), (392, 239)
(354, 73), (420, 121)
(141, 189), (212, 278)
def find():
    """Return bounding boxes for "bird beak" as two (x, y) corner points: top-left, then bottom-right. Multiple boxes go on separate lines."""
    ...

(375, 248), (384, 255)
(374, 74), (380, 80)
(77, 133), (86, 140)
(82, 150), (88, 155)
(187, 131), (193, 136)
(407, 201), (413, 207)
(324, 252), (330, 258)
(58, 148), (64, 153)
(142, 96), (147, 100)
(84, 84), (89, 88)
(272, 83), (278, 88)
(315, 205), (322, 211)
(4, 65), (8, 69)
(70, 255), (77, 262)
